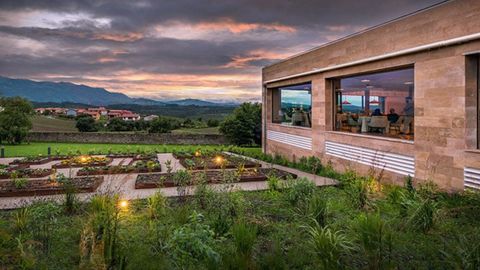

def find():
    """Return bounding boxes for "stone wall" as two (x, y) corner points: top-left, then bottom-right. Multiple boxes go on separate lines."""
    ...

(27, 132), (227, 145)
(262, 0), (480, 191)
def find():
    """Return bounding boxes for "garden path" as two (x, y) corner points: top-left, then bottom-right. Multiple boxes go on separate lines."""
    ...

(0, 153), (337, 209)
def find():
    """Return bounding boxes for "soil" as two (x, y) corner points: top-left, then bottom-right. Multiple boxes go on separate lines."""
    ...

(0, 169), (53, 180)
(173, 153), (260, 170)
(77, 166), (162, 176)
(135, 168), (297, 189)
(53, 158), (112, 169)
(0, 176), (104, 197)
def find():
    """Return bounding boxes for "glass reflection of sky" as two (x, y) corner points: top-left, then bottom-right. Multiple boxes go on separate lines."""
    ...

(281, 90), (311, 106)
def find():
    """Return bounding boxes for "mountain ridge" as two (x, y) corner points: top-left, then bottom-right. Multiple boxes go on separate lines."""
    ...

(0, 76), (238, 107)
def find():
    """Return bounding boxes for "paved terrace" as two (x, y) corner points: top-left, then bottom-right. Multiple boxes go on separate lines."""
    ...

(0, 153), (337, 209)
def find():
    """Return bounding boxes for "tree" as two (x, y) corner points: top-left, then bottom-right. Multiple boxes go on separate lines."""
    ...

(0, 97), (33, 144)
(206, 119), (220, 127)
(107, 118), (133, 132)
(149, 117), (178, 133)
(219, 102), (261, 146)
(76, 116), (99, 132)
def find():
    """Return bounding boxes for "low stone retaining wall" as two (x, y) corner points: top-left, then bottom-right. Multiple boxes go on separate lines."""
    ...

(27, 132), (227, 145)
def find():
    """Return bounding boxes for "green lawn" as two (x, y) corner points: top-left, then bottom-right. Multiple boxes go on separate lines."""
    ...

(2, 142), (261, 157)
(31, 115), (77, 132)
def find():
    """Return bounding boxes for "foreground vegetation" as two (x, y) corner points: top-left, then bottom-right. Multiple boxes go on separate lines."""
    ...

(1, 166), (480, 269)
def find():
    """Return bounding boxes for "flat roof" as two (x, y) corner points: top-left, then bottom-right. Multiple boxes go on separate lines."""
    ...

(263, 0), (451, 69)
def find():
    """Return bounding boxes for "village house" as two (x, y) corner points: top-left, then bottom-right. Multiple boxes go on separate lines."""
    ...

(261, 0), (480, 191)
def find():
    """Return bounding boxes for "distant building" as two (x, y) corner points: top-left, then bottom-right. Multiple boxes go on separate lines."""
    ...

(66, 109), (77, 117)
(121, 113), (141, 121)
(87, 107), (108, 116)
(143, 115), (159, 121)
(35, 107), (66, 115)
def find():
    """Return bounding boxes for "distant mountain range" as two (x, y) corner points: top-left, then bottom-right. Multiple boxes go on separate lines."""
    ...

(0, 76), (238, 107)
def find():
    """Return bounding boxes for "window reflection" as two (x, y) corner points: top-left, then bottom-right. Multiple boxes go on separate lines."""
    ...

(272, 83), (312, 127)
(334, 68), (414, 140)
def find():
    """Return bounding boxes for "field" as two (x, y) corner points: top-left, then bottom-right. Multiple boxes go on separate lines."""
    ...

(30, 115), (77, 132)
(30, 115), (221, 134)
(2, 142), (261, 158)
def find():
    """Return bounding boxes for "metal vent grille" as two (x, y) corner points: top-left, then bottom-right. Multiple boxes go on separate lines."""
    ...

(464, 167), (480, 190)
(267, 130), (312, 150)
(325, 141), (415, 176)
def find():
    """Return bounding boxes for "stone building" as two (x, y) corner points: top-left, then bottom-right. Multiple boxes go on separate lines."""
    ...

(261, 0), (480, 191)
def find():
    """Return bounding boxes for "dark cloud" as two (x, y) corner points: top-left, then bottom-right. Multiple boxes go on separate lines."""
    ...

(0, 0), (446, 100)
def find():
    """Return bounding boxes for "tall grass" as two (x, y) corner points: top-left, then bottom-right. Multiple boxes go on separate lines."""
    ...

(306, 223), (354, 269)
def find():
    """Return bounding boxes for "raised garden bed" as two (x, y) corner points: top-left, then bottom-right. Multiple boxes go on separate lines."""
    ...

(0, 168), (53, 179)
(173, 153), (260, 170)
(77, 160), (162, 176)
(0, 176), (104, 197)
(53, 156), (111, 169)
(106, 153), (157, 161)
(135, 168), (296, 189)
(9, 155), (71, 166)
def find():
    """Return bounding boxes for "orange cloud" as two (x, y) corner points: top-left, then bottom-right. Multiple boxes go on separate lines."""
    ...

(196, 18), (296, 33)
(92, 32), (143, 42)
(225, 49), (293, 68)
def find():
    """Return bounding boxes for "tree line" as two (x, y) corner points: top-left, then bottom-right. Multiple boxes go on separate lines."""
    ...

(0, 96), (262, 146)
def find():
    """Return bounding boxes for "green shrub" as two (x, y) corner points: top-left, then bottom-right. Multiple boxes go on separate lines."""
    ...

(404, 196), (438, 233)
(147, 191), (167, 219)
(441, 230), (480, 269)
(232, 220), (257, 256)
(353, 213), (393, 269)
(306, 224), (354, 269)
(285, 178), (317, 206)
(306, 194), (329, 227)
(167, 211), (220, 268)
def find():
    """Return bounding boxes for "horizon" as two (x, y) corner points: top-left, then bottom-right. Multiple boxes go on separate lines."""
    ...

(0, 0), (443, 102)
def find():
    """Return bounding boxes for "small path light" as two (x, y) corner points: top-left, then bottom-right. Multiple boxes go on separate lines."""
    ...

(214, 155), (224, 165)
(48, 146), (51, 157)
(118, 199), (129, 209)
(0, 146), (4, 158)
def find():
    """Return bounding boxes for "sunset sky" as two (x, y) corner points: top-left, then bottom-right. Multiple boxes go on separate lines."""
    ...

(0, 0), (443, 102)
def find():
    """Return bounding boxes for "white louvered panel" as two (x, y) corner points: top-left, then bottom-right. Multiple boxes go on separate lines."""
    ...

(267, 130), (312, 150)
(464, 167), (480, 190)
(325, 141), (415, 176)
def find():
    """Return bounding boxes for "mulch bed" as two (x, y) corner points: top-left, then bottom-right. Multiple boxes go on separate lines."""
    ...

(135, 168), (296, 189)
(173, 153), (260, 170)
(52, 158), (112, 169)
(0, 169), (53, 180)
(9, 156), (71, 166)
(0, 176), (104, 197)
(77, 166), (162, 176)
(106, 154), (157, 161)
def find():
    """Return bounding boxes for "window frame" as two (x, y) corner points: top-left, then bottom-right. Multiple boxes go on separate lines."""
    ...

(331, 66), (415, 140)
(271, 82), (313, 128)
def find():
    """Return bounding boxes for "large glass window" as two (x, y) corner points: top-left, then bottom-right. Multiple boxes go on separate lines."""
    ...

(272, 83), (312, 127)
(334, 67), (414, 140)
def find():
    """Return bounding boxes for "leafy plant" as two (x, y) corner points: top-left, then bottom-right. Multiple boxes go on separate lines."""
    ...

(306, 193), (329, 227)
(285, 177), (317, 206)
(404, 196), (438, 232)
(353, 213), (392, 269)
(306, 223), (354, 269)
(167, 211), (220, 268)
(13, 207), (30, 233)
(147, 191), (167, 219)
(12, 177), (28, 189)
(441, 231), (480, 269)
